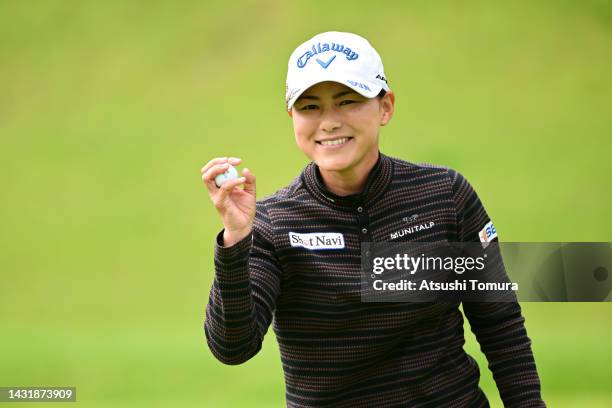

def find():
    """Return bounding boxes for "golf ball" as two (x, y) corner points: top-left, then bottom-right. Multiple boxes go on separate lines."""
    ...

(215, 164), (239, 187)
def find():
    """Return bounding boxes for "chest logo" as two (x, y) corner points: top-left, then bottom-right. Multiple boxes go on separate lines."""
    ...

(390, 220), (435, 240)
(289, 232), (345, 250)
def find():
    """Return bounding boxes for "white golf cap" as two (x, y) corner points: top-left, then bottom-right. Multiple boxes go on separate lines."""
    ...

(285, 31), (390, 111)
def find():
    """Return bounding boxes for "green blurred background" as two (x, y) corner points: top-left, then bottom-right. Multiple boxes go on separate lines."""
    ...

(1, 1), (611, 406)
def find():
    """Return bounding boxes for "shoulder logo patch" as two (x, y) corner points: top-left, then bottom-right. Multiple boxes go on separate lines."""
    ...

(479, 221), (498, 248)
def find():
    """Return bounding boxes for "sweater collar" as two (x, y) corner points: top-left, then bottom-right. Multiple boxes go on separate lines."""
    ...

(301, 152), (394, 209)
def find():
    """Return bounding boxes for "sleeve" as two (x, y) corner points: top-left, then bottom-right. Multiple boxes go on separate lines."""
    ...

(448, 169), (546, 407)
(204, 201), (283, 365)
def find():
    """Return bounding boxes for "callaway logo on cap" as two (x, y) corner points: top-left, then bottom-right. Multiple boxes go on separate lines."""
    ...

(285, 31), (390, 111)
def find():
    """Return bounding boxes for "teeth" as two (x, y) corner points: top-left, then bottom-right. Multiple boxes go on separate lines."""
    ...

(320, 137), (349, 146)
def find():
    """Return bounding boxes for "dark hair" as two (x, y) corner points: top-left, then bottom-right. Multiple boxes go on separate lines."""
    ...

(377, 89), (387, 98)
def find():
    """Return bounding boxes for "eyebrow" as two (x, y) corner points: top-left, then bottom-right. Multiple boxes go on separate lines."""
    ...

(297, 90), (359, 101)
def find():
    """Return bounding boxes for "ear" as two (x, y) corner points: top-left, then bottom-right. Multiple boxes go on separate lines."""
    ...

(288, 109), (293, 118)
(379, 91), (395, 126)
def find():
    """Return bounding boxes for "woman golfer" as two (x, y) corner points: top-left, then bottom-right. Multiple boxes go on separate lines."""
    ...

(201, 31), (545, 407)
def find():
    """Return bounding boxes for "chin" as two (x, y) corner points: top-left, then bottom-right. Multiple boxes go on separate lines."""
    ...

(315, 157), (354, 172)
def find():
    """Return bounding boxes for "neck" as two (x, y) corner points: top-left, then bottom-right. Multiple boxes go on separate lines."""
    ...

(319, 151), (380, 196)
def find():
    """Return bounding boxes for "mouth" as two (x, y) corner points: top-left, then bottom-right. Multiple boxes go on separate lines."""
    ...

(316, 137), (353, 147)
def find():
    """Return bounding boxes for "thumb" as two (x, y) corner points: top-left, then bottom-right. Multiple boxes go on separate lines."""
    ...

(242, 168), (256, 196)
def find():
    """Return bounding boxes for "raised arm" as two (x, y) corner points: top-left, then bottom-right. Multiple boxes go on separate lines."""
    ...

(201, 157), (282, 365)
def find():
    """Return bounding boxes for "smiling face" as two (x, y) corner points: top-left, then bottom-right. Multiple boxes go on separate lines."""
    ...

(289, 81), (394, 179)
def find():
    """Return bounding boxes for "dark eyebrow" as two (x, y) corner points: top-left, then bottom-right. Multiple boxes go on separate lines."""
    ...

(297, 90), (359, 101)
(333, 90), (359, 99)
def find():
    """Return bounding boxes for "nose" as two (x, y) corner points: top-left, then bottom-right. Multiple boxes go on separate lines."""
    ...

(320, 107), (342, 133)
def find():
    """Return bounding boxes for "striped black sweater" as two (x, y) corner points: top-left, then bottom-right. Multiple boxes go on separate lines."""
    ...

(204, 153), (545, 407)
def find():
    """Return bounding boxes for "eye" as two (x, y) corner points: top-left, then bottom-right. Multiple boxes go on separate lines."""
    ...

(299, 104), (319, 111)
(339, 99), (358, 106)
